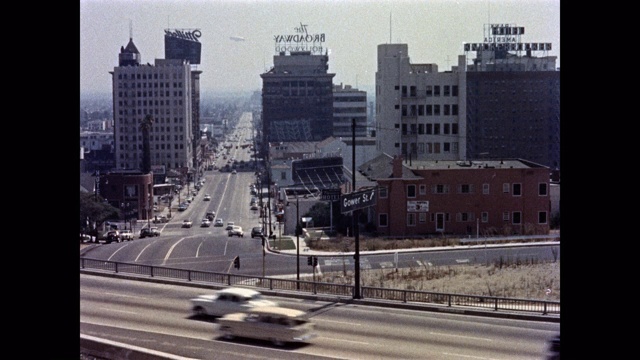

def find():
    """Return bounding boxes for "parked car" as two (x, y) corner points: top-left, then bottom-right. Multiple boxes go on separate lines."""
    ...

(190, 287), (278, 317)
(119, 229), (134, 241)
(206, 211), (216, 221)
(214, 218), (224, 227)
(250, 227), (264, 239)
(178, 203), (188, 211)
(201, 218), (211, 227)
(204, 194), (211, 201)
(153, 215), (169, 223)
(216, 306), (317, 346)
(231, 169), (237, 174)
(140, 227), (160, 238)
(250, 204), (259, 211)
(182, 219), (193, 228)
(228, 226), (244, 237)
(225, 222), (235, 230)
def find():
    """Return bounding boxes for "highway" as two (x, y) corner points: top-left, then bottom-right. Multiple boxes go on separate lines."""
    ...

(81, 274), (559, 359)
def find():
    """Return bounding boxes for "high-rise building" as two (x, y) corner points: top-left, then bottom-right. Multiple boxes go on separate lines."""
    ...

(260, 51), (335, 147)
(110, 37), (196, 177)
(375, 23), (559, 170)
(333, 83), (367, 138)
(375, 44), (466, 162)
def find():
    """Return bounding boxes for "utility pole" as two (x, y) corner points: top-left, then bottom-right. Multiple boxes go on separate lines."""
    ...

(352, 118), (361, 299)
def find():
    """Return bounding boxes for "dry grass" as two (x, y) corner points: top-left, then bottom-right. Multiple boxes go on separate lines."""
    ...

(307, 236), (560, 301)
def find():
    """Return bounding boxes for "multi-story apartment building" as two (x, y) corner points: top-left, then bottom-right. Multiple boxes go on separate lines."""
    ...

(260, 51), (335, 147)
(333, 83), (367, 138)
(110, 37), (195, 176)
(375, 43), (466, 162)
(360, 154), (550, 237)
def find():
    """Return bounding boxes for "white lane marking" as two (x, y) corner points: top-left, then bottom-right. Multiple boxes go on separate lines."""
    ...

(430, 332), (493, 342)
(321, 337), (370, 345)
(441, 353), (500, 360)
(316, 319), (361, 326)
(99, 307), (138, 315)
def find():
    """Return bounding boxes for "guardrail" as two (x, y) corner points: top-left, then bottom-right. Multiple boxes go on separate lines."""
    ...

(80, 257), (559, 316)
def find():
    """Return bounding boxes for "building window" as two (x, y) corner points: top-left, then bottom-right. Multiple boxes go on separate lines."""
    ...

(539, 183), (548, 196)
(452, 104), (458, 116)
(513, 183), (522, 196)
(419, 213), (427, 223)
(379, 186), (388, 198)
(512, 211), (522, 224)
(419, 184), (426, 195)
(434, 86), (440, 96)
(280, 171), (287, 180)
(452, 123), (458, 134)
(407, 213), (416, 226)
(503, 183), (510, 193)
(426, 86), (432, 96)
(503, 212), (510, 221)
(483, 183), (490, 194)
(444, 85), (450, 96)
(444, 123), (450, 134)
(434, 105), (440, 116)
(433, 184), (449, 194)
(538, 211), (548, 224)
(482, 212), (489, 223)
(379, 213), (388, 227)
(452, 85), (458, 96)
(444, 143), (450, 152)
(459, 184), (472, 194)
(426, 105), (433, 116)
(434, 123), (440, 134)
(407, 184), (416, 198)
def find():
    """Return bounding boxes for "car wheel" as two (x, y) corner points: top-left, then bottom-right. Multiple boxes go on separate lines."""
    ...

(270, 338), (285, 346)
(193, 307), (207, 317)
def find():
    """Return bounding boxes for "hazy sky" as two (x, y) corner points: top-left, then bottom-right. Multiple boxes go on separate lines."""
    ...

(80, 0), (560, 95)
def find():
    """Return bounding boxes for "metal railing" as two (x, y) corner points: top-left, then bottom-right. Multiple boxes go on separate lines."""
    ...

(80, 257), (559, 316)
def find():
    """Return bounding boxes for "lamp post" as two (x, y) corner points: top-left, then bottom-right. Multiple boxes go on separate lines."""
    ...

(121, 202), (129, 230)
(295, 195), (300, 289)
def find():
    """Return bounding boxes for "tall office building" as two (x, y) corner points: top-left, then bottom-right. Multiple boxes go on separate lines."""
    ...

(260, 51), (335, 147)
(333, 83), (367, 138)
(375, 23), (559, 170)
(110, 37), (196, 176)
(375, 44), (466, 161)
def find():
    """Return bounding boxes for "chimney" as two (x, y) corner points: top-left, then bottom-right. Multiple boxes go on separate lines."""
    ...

(392, 155), (404, 178)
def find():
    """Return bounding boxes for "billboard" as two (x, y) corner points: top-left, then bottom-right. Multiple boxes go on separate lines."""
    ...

(164, 29), (202, 64)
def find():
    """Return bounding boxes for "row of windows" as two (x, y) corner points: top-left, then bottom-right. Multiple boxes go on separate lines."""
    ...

(378, 183), (548, 198)
(118, 106), (184, 115)
(119, 143), (185, 150)
(117, 73), (183, 80)
(401, 123), (459, 135)
(334, 107), (367, 114)
(398, 85), (459, 97)
(398, 142), (459, 154)
(117, 117), (184, 125)
(333, 96), (366, 102)
(400, 104), (459, 116)
(116, 81), (183, 89)
(378, 211), (548, 227)
(119, 152), (186, 160)
(117, 161), (186, 170)
(117, 91), (184, 98)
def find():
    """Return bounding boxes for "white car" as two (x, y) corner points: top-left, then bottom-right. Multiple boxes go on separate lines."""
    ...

(119, 229), (134, 241)
(182, 219), (193, 228)
(214, 218), (224, 227)
(201, 218), (211, 227)
(203, 194), (211, 201)
(228, 226), (244, 237)
(190, 287), (278, 317)
(216, 306), (317, 346)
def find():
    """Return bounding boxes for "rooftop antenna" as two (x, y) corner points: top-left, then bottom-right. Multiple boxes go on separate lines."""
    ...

(389, 12), (392, 43)
(129, 20), (133, 40)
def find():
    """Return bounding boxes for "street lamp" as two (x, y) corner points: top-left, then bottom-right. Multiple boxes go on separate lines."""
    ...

(121, 202), (129, 230)
(295, 195), (300, 289)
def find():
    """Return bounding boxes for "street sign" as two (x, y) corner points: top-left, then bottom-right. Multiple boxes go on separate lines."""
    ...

(340, 187), (377, 213)
(321, 188), (341, 201)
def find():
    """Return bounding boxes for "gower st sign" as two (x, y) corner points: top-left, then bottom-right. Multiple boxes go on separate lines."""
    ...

(340, 187), (377, 213)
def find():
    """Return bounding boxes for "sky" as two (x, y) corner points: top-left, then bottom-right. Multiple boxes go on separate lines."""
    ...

(80, 0), (560, 95)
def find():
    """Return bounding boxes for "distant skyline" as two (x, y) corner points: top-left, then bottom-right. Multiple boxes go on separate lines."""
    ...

(80, 0), (560, 95)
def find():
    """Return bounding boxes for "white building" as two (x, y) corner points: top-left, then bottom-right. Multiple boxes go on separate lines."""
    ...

(375, 43), (467, 161)
(333, 83), (367, 138)
(110, 38), (195, 173)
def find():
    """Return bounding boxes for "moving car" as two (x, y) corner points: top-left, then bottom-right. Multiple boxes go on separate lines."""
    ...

(178, 203), (188, 211)
(206, 211), (216, 221)
(201, 218), (211, 227)
(153, 215), (169, 223)
(190, 287), (277, 317)
(203, 194), (211, 201)
(225, 222), (235, 230)
(250, 227), (264, 239)
(119, 229), (134, 241)
(214, 218), (224, 227)
(182, 219), (193, 228)
(140, 227), (160, 238)
(105, 230), (120, 243)
(228, 225), (244, 237)
(216, 306), (317, 346)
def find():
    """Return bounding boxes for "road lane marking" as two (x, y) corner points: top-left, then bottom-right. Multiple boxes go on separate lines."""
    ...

(430, 332), (493, 342)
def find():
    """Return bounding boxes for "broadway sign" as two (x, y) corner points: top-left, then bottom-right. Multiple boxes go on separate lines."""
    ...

(340, 188), (377, 213)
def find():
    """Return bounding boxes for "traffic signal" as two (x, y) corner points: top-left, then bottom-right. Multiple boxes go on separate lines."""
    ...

(307, 256), (313, 266)
(233, 256), (240, 269)
(313, 257), (318, 267)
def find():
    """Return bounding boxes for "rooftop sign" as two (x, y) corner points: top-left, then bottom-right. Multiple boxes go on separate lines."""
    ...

(463, 23), (551, 53)
(274, 23), (325, 55)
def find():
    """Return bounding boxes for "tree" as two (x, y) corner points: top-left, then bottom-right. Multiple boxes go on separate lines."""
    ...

(79, 191), (120, 235)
